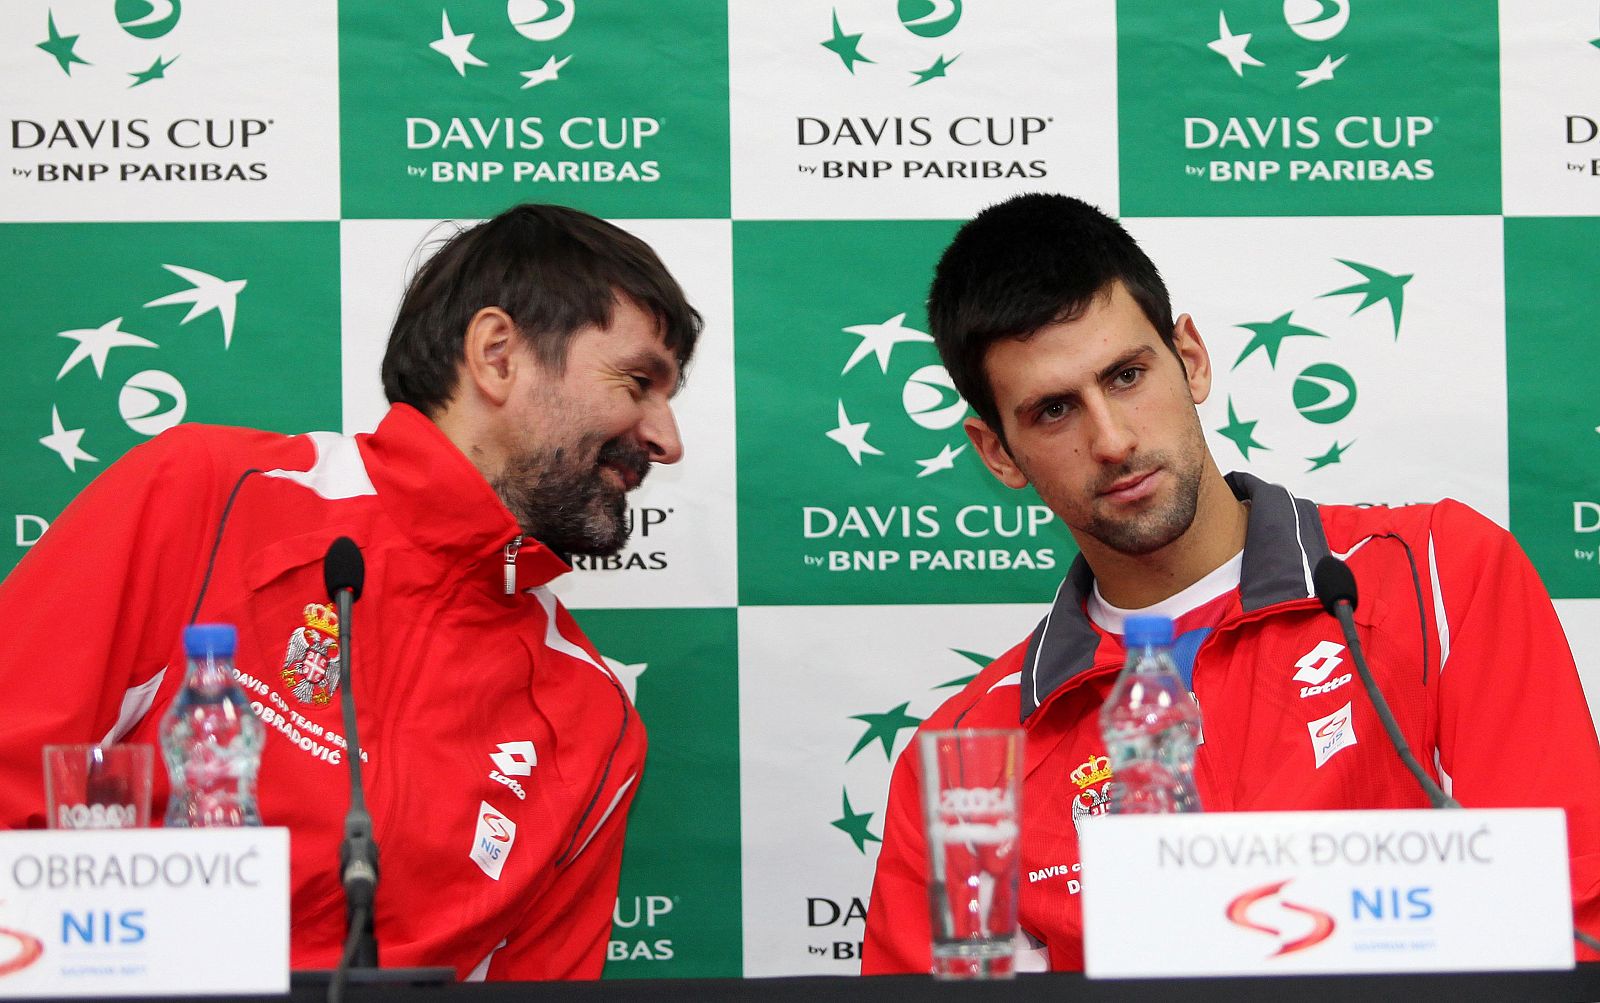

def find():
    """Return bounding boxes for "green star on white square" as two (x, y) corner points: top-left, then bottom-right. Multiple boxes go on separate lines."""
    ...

(37, 11), (91, 75)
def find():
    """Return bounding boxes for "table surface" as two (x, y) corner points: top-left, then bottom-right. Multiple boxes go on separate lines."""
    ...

(46, 963), (1600, 1003)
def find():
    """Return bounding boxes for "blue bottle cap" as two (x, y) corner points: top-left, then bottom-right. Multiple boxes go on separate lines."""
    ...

(183, 623), (237, 657)
(1124, 614), (1174, 648)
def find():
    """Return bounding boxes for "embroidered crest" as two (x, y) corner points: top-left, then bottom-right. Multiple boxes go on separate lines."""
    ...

(1069, 752), (1115, 834)
(282, 602), (341, 705)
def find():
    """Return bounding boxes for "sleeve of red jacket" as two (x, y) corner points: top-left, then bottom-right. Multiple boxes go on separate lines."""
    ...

(0, 429), (217, 829)
(862, 733), (934, 975)
(485, 748), (643, 980)
(1428, 500), (1600, 957)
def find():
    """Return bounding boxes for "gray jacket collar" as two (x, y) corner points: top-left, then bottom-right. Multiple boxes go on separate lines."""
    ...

(1017, 472), (1330, 722)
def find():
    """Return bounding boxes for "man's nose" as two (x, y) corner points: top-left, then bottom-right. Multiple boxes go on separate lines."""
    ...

(1085, 397), (1136, 465)
(642, 399), (683, 465)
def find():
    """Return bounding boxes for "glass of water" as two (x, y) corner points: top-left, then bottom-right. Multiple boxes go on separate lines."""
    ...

(918, 728), (1023, 979)
(43, 743), (153, 829)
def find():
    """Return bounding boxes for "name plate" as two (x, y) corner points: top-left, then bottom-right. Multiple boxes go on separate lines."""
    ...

(0, 828), (288, 997)
(1079, 809), (1573, 978)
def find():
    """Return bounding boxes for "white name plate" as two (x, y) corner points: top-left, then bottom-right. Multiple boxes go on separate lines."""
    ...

(0, 828), (288, 997)
(1080, 809), (1573, 978)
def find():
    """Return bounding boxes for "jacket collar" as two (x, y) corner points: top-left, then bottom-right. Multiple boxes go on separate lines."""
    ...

(358, 404), (569, 588)
(1017, 472), (1329, 723)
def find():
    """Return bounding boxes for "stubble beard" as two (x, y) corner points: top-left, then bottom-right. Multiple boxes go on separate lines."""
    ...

(1084, 451), (1203, 556)
(492, 437), (650, 557)
(1077, 410), (1209, 557)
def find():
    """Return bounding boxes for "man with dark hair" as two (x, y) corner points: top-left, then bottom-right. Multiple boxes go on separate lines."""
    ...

(0, 203), (702, 980)
(862, 193), (1600, 972)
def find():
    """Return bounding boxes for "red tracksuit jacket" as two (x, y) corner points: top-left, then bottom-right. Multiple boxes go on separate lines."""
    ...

(0, 404), (644, 980)
(864, 473), (1600, 972)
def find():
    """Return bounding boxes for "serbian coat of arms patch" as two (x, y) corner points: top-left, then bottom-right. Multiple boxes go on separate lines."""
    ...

(282, 602), (341, 705)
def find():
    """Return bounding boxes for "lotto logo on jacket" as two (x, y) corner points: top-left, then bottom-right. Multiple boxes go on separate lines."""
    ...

(1293, 641), (1352, 699)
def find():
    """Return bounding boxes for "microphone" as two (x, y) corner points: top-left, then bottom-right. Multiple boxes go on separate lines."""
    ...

(324, 536), (364, 603)
(1313, 556), (1458, 810)
(1311, 557), (1600, 955)
(324, 538), (379, 993)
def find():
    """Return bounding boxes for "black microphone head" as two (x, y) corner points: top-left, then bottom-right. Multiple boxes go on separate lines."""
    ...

(1313, 555), (1358, 615)
(324, 536), (365, 601)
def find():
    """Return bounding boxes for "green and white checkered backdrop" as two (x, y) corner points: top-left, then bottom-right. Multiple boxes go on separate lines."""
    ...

(4, 0), (1599, 978)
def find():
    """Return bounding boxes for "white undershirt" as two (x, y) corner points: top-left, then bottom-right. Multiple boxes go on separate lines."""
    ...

(1086, 550), (1245, 635)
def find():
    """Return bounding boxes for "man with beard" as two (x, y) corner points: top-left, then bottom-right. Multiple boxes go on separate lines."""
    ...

(0, 204), (701, 980)
(861, 194), (1600, 973)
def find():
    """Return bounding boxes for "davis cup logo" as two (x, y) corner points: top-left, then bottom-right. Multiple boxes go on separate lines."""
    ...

(822, 1), (963, 86)
(1206, 1), (1351, 89)
(1130, 0), (1470, 202)
(34, 1), (184, 87)
(427, 0), (577, 90)
(825, 311), (971, 479)
(1212, 256), (1412, 479)
(38, 262), (247, 476)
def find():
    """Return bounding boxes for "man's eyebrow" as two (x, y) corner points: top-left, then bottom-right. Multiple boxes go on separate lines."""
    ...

(619, 348), (681, 391)
(1096, 345), (1156, 384)
(1014, 386), (1077, 421)
(1011, 345), (1160, 419)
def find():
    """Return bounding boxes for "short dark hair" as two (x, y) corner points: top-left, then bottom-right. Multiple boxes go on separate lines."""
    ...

(382, 203), (702, 415)
(927, 193), (1175, 436)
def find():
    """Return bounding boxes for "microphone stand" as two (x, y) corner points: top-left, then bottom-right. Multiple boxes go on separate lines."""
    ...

(332, 578), (378, 992)
(1323, 594), (1459, 810)
(307, 539), (452, 1001)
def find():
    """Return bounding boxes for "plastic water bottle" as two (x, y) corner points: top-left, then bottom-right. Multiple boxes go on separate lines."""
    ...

(1098, 614), (1203, 814)
(161, 624), (264, 827)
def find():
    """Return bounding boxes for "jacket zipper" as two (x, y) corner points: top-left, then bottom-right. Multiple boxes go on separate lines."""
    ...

(504, 536), (522, 595)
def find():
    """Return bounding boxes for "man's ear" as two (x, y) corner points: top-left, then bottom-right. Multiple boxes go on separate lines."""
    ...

(460, 307), (524, 407)
(1172, 313), (1212, 406)
(965, 415), (1028, 489)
